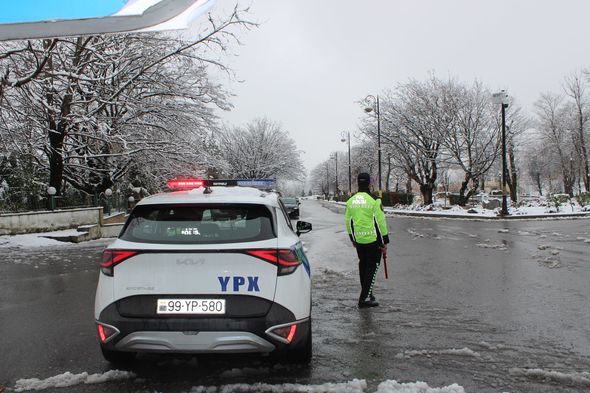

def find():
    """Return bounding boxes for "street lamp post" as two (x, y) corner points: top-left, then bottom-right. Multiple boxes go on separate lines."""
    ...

(331, 152), (338, 197)
(364, 95), (382, 192)
(104, 188), (113, 215)
(127, 196), (135, 213)
(341, 131), (352, 195)
(492, 90), (509, 216)
(115, 189), (121, 212)
(325, 162), (329, 199)
(47, 186), (57, 210)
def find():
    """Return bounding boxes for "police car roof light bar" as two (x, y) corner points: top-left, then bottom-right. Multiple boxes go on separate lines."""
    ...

(166, 178), (276, 193)
(166, 178), (205, 191)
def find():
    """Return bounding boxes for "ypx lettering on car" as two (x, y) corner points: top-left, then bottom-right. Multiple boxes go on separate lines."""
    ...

(218, 276), (260, 292)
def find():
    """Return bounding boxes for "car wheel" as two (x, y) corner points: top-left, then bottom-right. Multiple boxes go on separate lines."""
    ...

(285, 324), (312, 365)
(101, 347), (136, 365)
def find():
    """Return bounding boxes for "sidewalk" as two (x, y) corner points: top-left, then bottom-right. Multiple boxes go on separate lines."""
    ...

(0, 211), (126, 247)
(326, 200), (590, 220)
(0, 228), (113, 248)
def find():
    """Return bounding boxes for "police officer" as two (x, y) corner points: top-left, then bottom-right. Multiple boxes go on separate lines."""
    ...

(345, 173), (390, 308)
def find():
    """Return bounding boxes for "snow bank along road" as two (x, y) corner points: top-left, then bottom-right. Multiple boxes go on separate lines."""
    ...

(1, 199), (589, 392)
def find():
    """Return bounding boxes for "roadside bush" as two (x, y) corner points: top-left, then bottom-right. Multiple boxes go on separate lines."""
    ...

(577, 192), (590, 207)
(448, 193), (462, 206)
(381, 191), (414, 206)
(549, 193), (570, 211)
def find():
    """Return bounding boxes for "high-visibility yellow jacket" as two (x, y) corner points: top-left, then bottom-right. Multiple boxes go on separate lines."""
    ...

(345, 192), (389, 246)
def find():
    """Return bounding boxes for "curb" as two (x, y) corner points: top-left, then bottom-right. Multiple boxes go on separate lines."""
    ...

(384, 211), (590, 221)
(319, 201), (590, 221)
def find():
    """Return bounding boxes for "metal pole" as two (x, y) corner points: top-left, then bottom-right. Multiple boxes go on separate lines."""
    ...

(501, 103), (509, 216)
(326, 162), (329, 198)
(377, 96), (382, 192)
(334, 152), (338, 196)
(347, 131), (352, 195)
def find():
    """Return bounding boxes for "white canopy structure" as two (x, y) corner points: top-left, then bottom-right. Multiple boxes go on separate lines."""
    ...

(0, 0), (215, 41)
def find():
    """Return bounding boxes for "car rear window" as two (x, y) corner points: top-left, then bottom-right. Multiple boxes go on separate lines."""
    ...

(120, 204), (275, 244)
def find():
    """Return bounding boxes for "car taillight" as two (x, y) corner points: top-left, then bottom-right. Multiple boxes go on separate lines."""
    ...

(246, 249), (302, 275)
(100, 250), (138, 276)
(266, 323), (298, 344)
(96, 322), (120, 344)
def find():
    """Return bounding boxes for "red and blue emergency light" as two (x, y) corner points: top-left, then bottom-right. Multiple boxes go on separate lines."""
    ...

(166, 178), (276, 191)
(166, 178), (205, 191)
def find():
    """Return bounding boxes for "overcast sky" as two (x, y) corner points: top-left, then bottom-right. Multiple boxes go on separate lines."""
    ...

(207, 0), (590, 173)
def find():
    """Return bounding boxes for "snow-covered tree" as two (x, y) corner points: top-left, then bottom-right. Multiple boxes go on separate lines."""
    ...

(534, 93), (577, 196)
(372, 75), (456, 205)
(442, 80), (499, 205)
(216, 118), (305, 181)
(564, 72), (590, 192)
(0, 7), (253, 201)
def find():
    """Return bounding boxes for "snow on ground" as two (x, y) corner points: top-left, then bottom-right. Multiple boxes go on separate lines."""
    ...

(508, 368), (590, 386)
(386, 203), (590, 218)
(0, 230), (80, 248)
(476, 341), (505, 350)
(476, 243), (508, 251)
(13, 370), (135, 392)
(188, 379), (466, 393)
(0, 230), (116, 250)
(395, 347), (481, 359)
(334, 199), (590, 218)
(190, 379), (367, 393)
(9, 373), (467, 393)
(376, 380), (465, 393)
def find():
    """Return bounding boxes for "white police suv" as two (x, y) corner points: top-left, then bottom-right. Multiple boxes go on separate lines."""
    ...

(94, 179), (313, 364)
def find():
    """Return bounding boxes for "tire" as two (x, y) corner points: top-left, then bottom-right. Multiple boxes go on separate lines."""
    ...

(101, 347), (136, 365)
(287, 325), (312, 365)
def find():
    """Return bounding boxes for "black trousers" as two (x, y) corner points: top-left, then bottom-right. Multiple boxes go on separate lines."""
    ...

(355, 242), (382, 303)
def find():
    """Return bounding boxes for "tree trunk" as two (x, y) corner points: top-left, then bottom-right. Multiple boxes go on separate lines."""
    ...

(506, 141), (518, 203)
(458, 172), (472, 206)
(534, 172), (543, 196)
(563, 170), (574, 196)
(576, 107), (590, 191)
(48, 132), (65, 194)
(420, 183), (434, 205)
(385, 156), (391, 192)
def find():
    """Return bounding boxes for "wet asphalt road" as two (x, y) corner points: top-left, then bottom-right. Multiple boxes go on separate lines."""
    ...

(1, 199), (589, 392)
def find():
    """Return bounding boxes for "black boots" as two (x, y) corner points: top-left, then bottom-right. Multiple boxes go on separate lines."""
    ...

(358, 298), (379, 308)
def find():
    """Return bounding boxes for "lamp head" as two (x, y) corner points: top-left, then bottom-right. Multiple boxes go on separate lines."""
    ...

(492, 90), (509, 105)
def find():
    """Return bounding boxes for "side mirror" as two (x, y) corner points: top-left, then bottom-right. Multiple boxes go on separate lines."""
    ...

(296, 221), (312, 236)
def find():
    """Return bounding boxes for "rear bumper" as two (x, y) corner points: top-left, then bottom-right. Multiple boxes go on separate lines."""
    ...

(97, 298), (310, 354)
(114, 331), (275, 353)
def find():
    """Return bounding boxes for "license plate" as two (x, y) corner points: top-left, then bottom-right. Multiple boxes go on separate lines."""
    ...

(156, 299), (225, 315)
